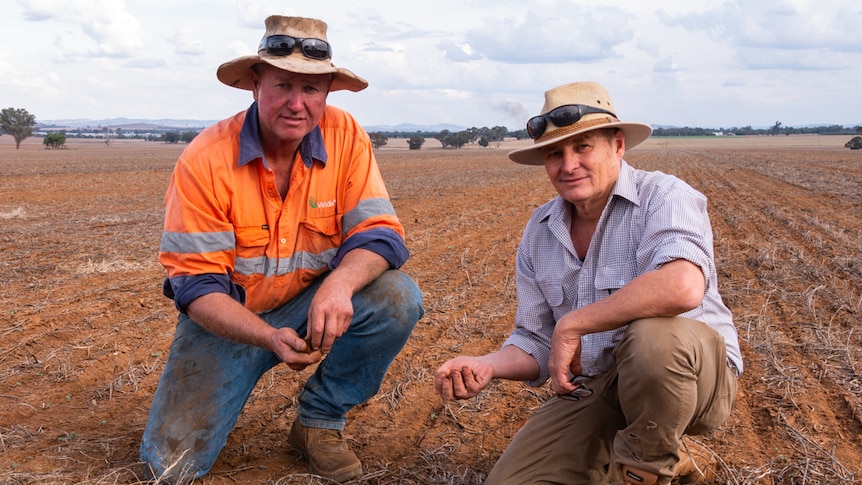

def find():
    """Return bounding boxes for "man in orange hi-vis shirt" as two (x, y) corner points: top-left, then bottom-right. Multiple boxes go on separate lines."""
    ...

(140, 15), (424, 484)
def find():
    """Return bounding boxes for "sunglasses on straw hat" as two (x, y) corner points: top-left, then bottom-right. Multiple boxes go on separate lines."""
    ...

(526, 104), (617, 140)
(259, 34), (332, 60)
(217, 15), (368, 92)
(507, 81), (652, 165)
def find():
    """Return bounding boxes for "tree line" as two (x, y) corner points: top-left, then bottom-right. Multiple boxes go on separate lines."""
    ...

(4, 106), (862, 151)
(653, 121), (862, 137)
(369, 125), (512, 150)
(0, 107), (199, 149)
(369, 122), (862, 151)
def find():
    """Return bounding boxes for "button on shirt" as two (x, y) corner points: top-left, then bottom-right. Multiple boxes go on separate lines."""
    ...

(503, 161), (743, 386)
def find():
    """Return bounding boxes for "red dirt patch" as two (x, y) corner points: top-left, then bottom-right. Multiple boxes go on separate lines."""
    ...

(1, 135), (860, 484)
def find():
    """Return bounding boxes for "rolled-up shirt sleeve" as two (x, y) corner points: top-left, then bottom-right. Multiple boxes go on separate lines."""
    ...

(329, 227), (409, 270)
(162, 273), (246, 314)
(636, 175), (716, 292)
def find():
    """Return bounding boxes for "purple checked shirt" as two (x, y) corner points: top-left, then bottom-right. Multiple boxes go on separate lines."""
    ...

(503, 160), (743, 386)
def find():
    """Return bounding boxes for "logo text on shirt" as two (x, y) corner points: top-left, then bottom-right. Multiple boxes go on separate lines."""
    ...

(309, 197), (336, 209)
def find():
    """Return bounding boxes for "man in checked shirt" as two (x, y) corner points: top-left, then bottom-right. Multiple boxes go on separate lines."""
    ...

(435, 81), (742, 485)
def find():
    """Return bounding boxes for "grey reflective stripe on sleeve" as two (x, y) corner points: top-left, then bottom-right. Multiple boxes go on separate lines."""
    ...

(234, 248), (338, 277)
(342, 198), (396, 236)
(160, 231), (235, 253)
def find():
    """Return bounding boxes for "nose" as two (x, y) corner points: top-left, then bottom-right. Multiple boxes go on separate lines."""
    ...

(560, 147), (581, 172)
(285, 90), (304, 112)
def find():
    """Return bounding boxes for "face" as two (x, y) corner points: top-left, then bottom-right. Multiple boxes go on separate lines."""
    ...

(251, 63), (331, 151)
(540, 129), (625, 208)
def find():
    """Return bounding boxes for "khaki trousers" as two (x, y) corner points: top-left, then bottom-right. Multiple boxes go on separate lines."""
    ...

(486, 317), (738, 485)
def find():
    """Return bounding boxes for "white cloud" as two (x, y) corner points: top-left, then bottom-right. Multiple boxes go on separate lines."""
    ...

(661, 0), (862, 58)
(439, 39), (482, 62)
(736, 47), (851, 71)
(2, 0), (860, 128)
(124, 58), (168, 68)
(653, 56), (680, 73)
(68, 0), (146, 58)
(17, 0), (68, 21)
(170, 29), (206, 56)
(466, 7), (634, 64)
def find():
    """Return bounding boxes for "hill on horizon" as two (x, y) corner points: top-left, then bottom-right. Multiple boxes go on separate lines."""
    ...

(34, 117), (861, 133)
(36, 117), (467, 133)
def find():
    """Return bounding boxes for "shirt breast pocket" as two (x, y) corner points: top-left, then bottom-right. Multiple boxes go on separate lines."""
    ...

(233, 226), (270, 283)
(595, 263), (638, 296)
(235, 226), (270, 252)
(537, 277), (565, 308)
(300, 216), (341, 255)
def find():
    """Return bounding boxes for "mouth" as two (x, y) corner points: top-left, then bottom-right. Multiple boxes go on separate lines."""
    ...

(561, 175), (587, 185)
(281, 114), (303, 123)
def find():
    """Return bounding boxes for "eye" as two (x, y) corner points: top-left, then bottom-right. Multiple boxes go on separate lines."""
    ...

(543, 149), (563, 161)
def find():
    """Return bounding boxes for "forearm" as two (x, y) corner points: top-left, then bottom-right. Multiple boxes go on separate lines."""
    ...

(187, 292), (275, 350)
(435, 345), (540, 401)
(563, 259), (705, 335)
(325, 248), (390, 296)
(484, 345), (541, 382)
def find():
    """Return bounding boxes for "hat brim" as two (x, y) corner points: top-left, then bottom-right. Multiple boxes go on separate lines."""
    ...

(216, 55), (368, 93)
(507, 121), (653, 165)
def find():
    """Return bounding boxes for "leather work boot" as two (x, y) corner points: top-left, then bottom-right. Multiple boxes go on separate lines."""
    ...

(674, 437), (717, 483)
(617, 438), (717, 485)
(288, 420), (362, 482)
(621, 464), (659, 484)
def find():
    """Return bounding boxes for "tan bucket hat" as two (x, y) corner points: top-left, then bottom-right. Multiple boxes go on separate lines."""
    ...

(216, 15), (368, 93)
(508, 81), (652, 165)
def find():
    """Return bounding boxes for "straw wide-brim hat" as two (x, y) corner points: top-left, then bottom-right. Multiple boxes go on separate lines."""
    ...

(508, 81), (652, 165)
(216, 15), (368, 93)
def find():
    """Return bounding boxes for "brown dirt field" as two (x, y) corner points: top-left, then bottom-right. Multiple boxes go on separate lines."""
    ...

(1, 135), (860, 484)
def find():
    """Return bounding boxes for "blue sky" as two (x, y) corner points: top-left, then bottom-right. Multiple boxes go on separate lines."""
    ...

(1, 0), (860, 130)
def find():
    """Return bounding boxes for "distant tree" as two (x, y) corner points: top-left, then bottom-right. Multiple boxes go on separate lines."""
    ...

(43, 132), (67, 149)
(164, 131), (180, 143)
(103, 127), (116, 146)
(435, 130), (471, 149)
(465, 127), (480, 144)
(407, 135), (425, 150)
(480, 125), (508, 147)
(855, 126), (862, 135)
(769, 121), (783, 136)
(368, 132), (388, 150)
(181, 131), (198, 143)
(845, 136), (862, 150)
(478, 136), (489, 148)
(449, 131), (472, 148)
(1, 107), (36, 149)
(434, 129), (450, 148)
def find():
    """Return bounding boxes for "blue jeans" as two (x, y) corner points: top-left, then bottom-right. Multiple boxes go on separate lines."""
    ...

(139, 270), (423, 482)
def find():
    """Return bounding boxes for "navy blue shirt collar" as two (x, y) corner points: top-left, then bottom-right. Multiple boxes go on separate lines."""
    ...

(237, 101), (328, 169)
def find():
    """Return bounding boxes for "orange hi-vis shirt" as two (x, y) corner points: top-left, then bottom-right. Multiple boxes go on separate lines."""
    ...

(159, 103), (408, 314)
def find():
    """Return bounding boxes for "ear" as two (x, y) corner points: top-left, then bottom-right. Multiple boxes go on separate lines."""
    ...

(613, 129), (626, 158)
(249, 67), (261, 101)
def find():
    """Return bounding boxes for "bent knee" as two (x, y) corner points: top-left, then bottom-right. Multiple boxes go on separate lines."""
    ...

(366, 270), (424, 319)
(617, 318), (704, 375)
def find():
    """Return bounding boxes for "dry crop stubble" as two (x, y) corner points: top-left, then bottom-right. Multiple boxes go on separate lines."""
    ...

(0, 135), (860, 484)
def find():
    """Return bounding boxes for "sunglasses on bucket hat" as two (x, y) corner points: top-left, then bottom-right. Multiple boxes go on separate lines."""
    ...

(526, 104), (617, 140)
(259, 34), (332, 60)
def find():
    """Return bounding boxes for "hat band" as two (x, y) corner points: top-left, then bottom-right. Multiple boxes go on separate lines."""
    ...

(534, 116), (618, 143)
